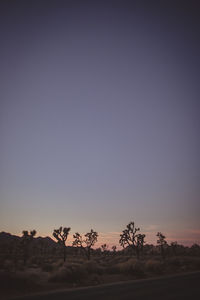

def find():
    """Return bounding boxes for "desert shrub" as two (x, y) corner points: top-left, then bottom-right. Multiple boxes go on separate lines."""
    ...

(2, 259), (14, 271)
(84, 260), (103, 274)
(52, 259), (64, 268)
(106, 264), (119, 274)
(193, 257), (200, 269)
(48, 262), (88, 283)
(178, 257), (200, 270)
(26, 270), (41, 283)
(145, 259), (164, 274)
(111, 256), (129, 264)
(164, 257), (200, 273)
(90, 274), (101, 284)
(41, 263), (54, 272)
(0, 270), (42, 291)
(167, 257), (182, 270)
(117, 258), (145, 277)
(104, 256), (112, 263)
(0, 271), (14, 290)
(29, 256), (41, 265)
(14, 261), (25, 271)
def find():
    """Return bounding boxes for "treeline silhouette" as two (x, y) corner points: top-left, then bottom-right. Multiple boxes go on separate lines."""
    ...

(0, 222), (199, 265)
(0, 221), (200, 298)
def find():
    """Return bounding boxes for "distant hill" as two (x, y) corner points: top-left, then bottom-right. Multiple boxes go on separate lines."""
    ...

(0, 232), (82, 256)
(34, 236), (57, 247)
(0, 231), (57, 248)
(0, 232), (20, 243)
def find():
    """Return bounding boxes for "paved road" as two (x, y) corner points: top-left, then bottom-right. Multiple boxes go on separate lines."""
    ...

(11, 271), (200, 300)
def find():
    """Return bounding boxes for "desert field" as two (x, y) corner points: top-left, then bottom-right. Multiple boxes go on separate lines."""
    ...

(1, 236), (200, 299)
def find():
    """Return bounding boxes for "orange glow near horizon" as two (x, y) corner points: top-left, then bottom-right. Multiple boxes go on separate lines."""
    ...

(8, 229), (200, 249)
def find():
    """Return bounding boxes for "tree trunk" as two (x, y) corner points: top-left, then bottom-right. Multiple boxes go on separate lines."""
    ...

(161, 245), (165, 260)
(63, 245), (66, 262)
(87, 247), (91, 260)
(23, 247), (28, 265)
(136, 246), (140, 259)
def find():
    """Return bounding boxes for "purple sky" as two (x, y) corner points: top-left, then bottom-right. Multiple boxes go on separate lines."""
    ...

(0, 0), (200, 246)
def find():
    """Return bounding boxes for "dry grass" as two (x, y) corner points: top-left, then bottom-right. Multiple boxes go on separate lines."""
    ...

(145, 259), (164, 274)
(116, 258), (144, 277)
(48, 262), (88, 283)
(0, 255), (200, 299)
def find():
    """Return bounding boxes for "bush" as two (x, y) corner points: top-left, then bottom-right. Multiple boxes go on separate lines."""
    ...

(167, 257), (182, 269)
(117, 259), (145, 277)
(106, 264), (119, 274)
(178, 257), (200, 270)
(84, 260), (103, 275)
(0, 270), (41, 291)
(145, 259), (164, 275)
(2, 259), (13, 271)
(41, 263), (55, 272)
(48, 262), (88, 283)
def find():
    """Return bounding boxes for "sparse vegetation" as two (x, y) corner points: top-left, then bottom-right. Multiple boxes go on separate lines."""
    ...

(53, 227), (71, 262)
(0, 224), (199, 299)
(119, 222), (146, 259)
(157, 232), (167, 260)
(21, 230), (36, 265)
(73, 229), (98, 260)
(112, 245), (117, 254)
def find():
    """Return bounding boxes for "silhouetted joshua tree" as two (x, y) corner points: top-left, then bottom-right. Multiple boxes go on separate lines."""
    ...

(170, 241), (178, 256)
(119, 221), (145, 259)
(101, 243), (109, 255)
(136, 233), (146, 258)
(157, 232), (167, 260)
(112, 245), (117, 255)
(21, 230), (36, 265)
(53, 226), (71, 262)
(73, 229), (98, 260)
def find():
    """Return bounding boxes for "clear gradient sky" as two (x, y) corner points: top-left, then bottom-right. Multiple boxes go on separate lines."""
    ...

(0, 0), (200, 247)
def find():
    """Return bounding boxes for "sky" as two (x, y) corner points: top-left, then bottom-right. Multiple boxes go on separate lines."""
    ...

(0, 0), (200, 247)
